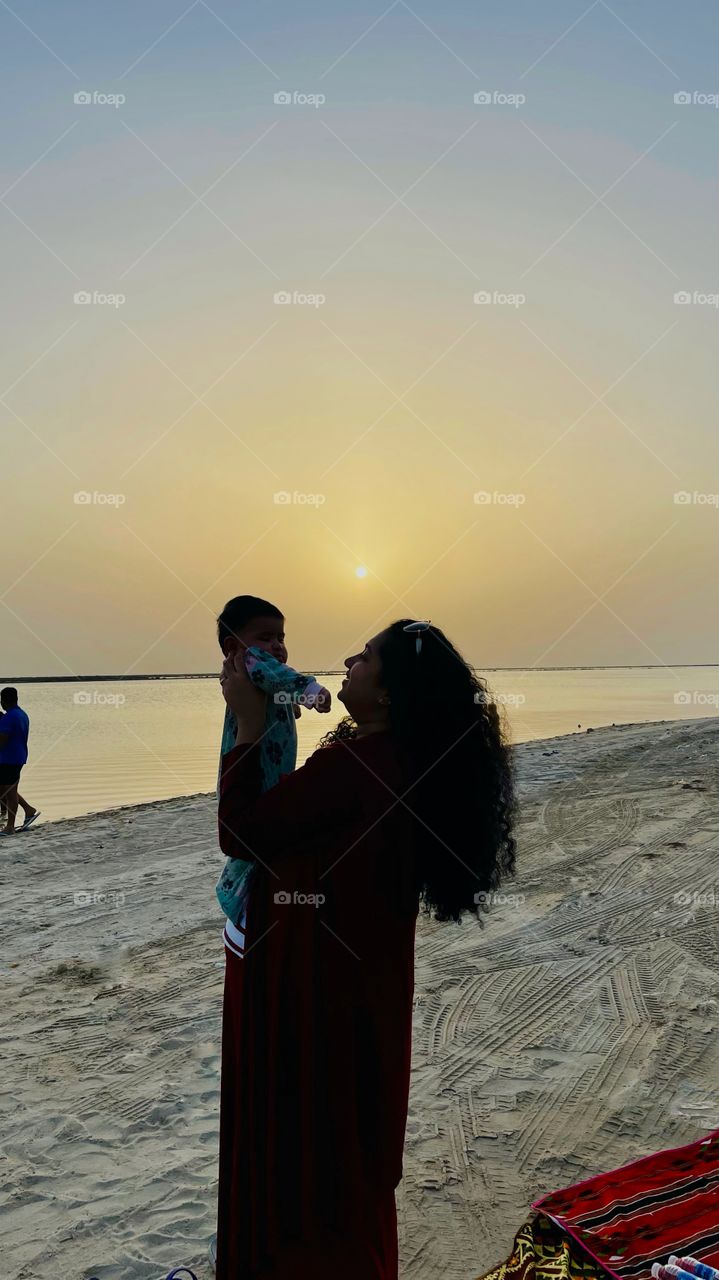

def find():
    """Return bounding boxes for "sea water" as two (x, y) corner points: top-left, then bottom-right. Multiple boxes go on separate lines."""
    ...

(6, 666), (718, 822)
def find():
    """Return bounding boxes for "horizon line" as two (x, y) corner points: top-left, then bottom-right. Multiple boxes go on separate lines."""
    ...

(2, 663), (718, 683)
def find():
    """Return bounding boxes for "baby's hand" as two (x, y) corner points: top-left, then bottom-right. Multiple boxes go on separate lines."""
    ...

(305, 686), (332, 713)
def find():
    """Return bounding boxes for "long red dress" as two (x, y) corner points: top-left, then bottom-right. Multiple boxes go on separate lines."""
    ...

(216, 729), (420, 1280)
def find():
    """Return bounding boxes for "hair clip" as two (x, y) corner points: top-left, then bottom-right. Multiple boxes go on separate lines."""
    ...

(402, 620), (431, 655)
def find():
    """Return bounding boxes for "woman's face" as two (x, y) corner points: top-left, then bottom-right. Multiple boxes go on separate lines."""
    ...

(337, 630), (390, 722)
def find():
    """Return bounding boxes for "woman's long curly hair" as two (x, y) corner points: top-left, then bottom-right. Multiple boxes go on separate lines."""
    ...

(318, 620), (518, 923)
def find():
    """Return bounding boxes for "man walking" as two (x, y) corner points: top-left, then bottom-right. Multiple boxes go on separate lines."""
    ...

(0, 687), (39, 836)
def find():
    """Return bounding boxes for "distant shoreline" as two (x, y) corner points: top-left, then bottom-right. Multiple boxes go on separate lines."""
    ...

(2, 664), (718, 683)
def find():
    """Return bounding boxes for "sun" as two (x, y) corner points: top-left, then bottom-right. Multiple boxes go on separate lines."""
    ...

(354, 565), (368, 579)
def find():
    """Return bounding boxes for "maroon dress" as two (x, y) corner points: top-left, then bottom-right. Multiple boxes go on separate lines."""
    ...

(216, 729), (420, 1279)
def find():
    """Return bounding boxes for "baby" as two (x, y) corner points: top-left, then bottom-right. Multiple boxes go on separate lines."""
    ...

(215, 594), (332, 925)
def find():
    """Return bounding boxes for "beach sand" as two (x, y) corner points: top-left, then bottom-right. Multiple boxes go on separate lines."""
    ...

(1, 717), (718, 1280)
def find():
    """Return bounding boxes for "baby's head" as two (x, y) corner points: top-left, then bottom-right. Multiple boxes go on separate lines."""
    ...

(217, 595), (287, 664)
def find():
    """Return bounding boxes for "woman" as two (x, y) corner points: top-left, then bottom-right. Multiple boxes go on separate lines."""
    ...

(215, 619), (517, 1279)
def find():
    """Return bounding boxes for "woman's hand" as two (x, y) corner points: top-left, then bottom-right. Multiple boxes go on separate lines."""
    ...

(220, 651), (267, 742)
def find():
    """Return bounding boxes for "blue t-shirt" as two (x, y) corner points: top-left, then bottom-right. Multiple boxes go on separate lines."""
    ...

(0, 706), (29, 766)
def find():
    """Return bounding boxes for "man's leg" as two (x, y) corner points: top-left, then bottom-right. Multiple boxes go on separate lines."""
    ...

(2, 783), (19, 832)
(16, 793), (36, 822)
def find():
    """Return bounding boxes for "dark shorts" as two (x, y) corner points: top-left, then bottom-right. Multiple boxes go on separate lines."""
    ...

(0, 764), (22, 788)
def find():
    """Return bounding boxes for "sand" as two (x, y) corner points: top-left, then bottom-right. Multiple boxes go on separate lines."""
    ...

(1, 716), (718, 1280)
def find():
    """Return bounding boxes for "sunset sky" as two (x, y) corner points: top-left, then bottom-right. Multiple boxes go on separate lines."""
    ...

(1, 0), (717, 675)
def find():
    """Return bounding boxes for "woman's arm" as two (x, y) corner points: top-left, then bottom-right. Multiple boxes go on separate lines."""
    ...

(219, 650), (267, 745)
(218, 740), (362, 869)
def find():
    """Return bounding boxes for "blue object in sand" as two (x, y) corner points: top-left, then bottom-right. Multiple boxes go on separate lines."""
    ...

(670, 1260), (719, 1280)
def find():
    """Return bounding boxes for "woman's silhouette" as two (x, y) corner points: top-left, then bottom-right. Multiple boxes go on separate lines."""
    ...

(215, 619), (517, 1279)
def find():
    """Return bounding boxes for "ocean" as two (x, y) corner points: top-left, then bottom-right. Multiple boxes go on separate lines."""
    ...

(5, 667), (718, 822)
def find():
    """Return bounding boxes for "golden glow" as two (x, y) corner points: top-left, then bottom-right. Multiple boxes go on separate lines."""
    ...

(1, 25), (715, 677)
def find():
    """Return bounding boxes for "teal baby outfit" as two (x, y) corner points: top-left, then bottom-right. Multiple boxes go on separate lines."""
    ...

(216, 646), (324, 925)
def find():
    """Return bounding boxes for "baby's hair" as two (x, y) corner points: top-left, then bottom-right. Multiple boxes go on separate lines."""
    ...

(217, 595), (283, 652)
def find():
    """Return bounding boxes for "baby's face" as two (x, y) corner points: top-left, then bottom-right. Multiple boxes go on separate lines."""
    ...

(238, 615), (288, 665)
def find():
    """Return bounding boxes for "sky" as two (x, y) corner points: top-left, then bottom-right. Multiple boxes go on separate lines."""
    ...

(1, 0), (717, 676)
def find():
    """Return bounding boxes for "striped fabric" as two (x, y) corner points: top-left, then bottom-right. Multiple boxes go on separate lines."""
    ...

(223, 914), (246, 959)
(531, 1128), (719, 1280)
